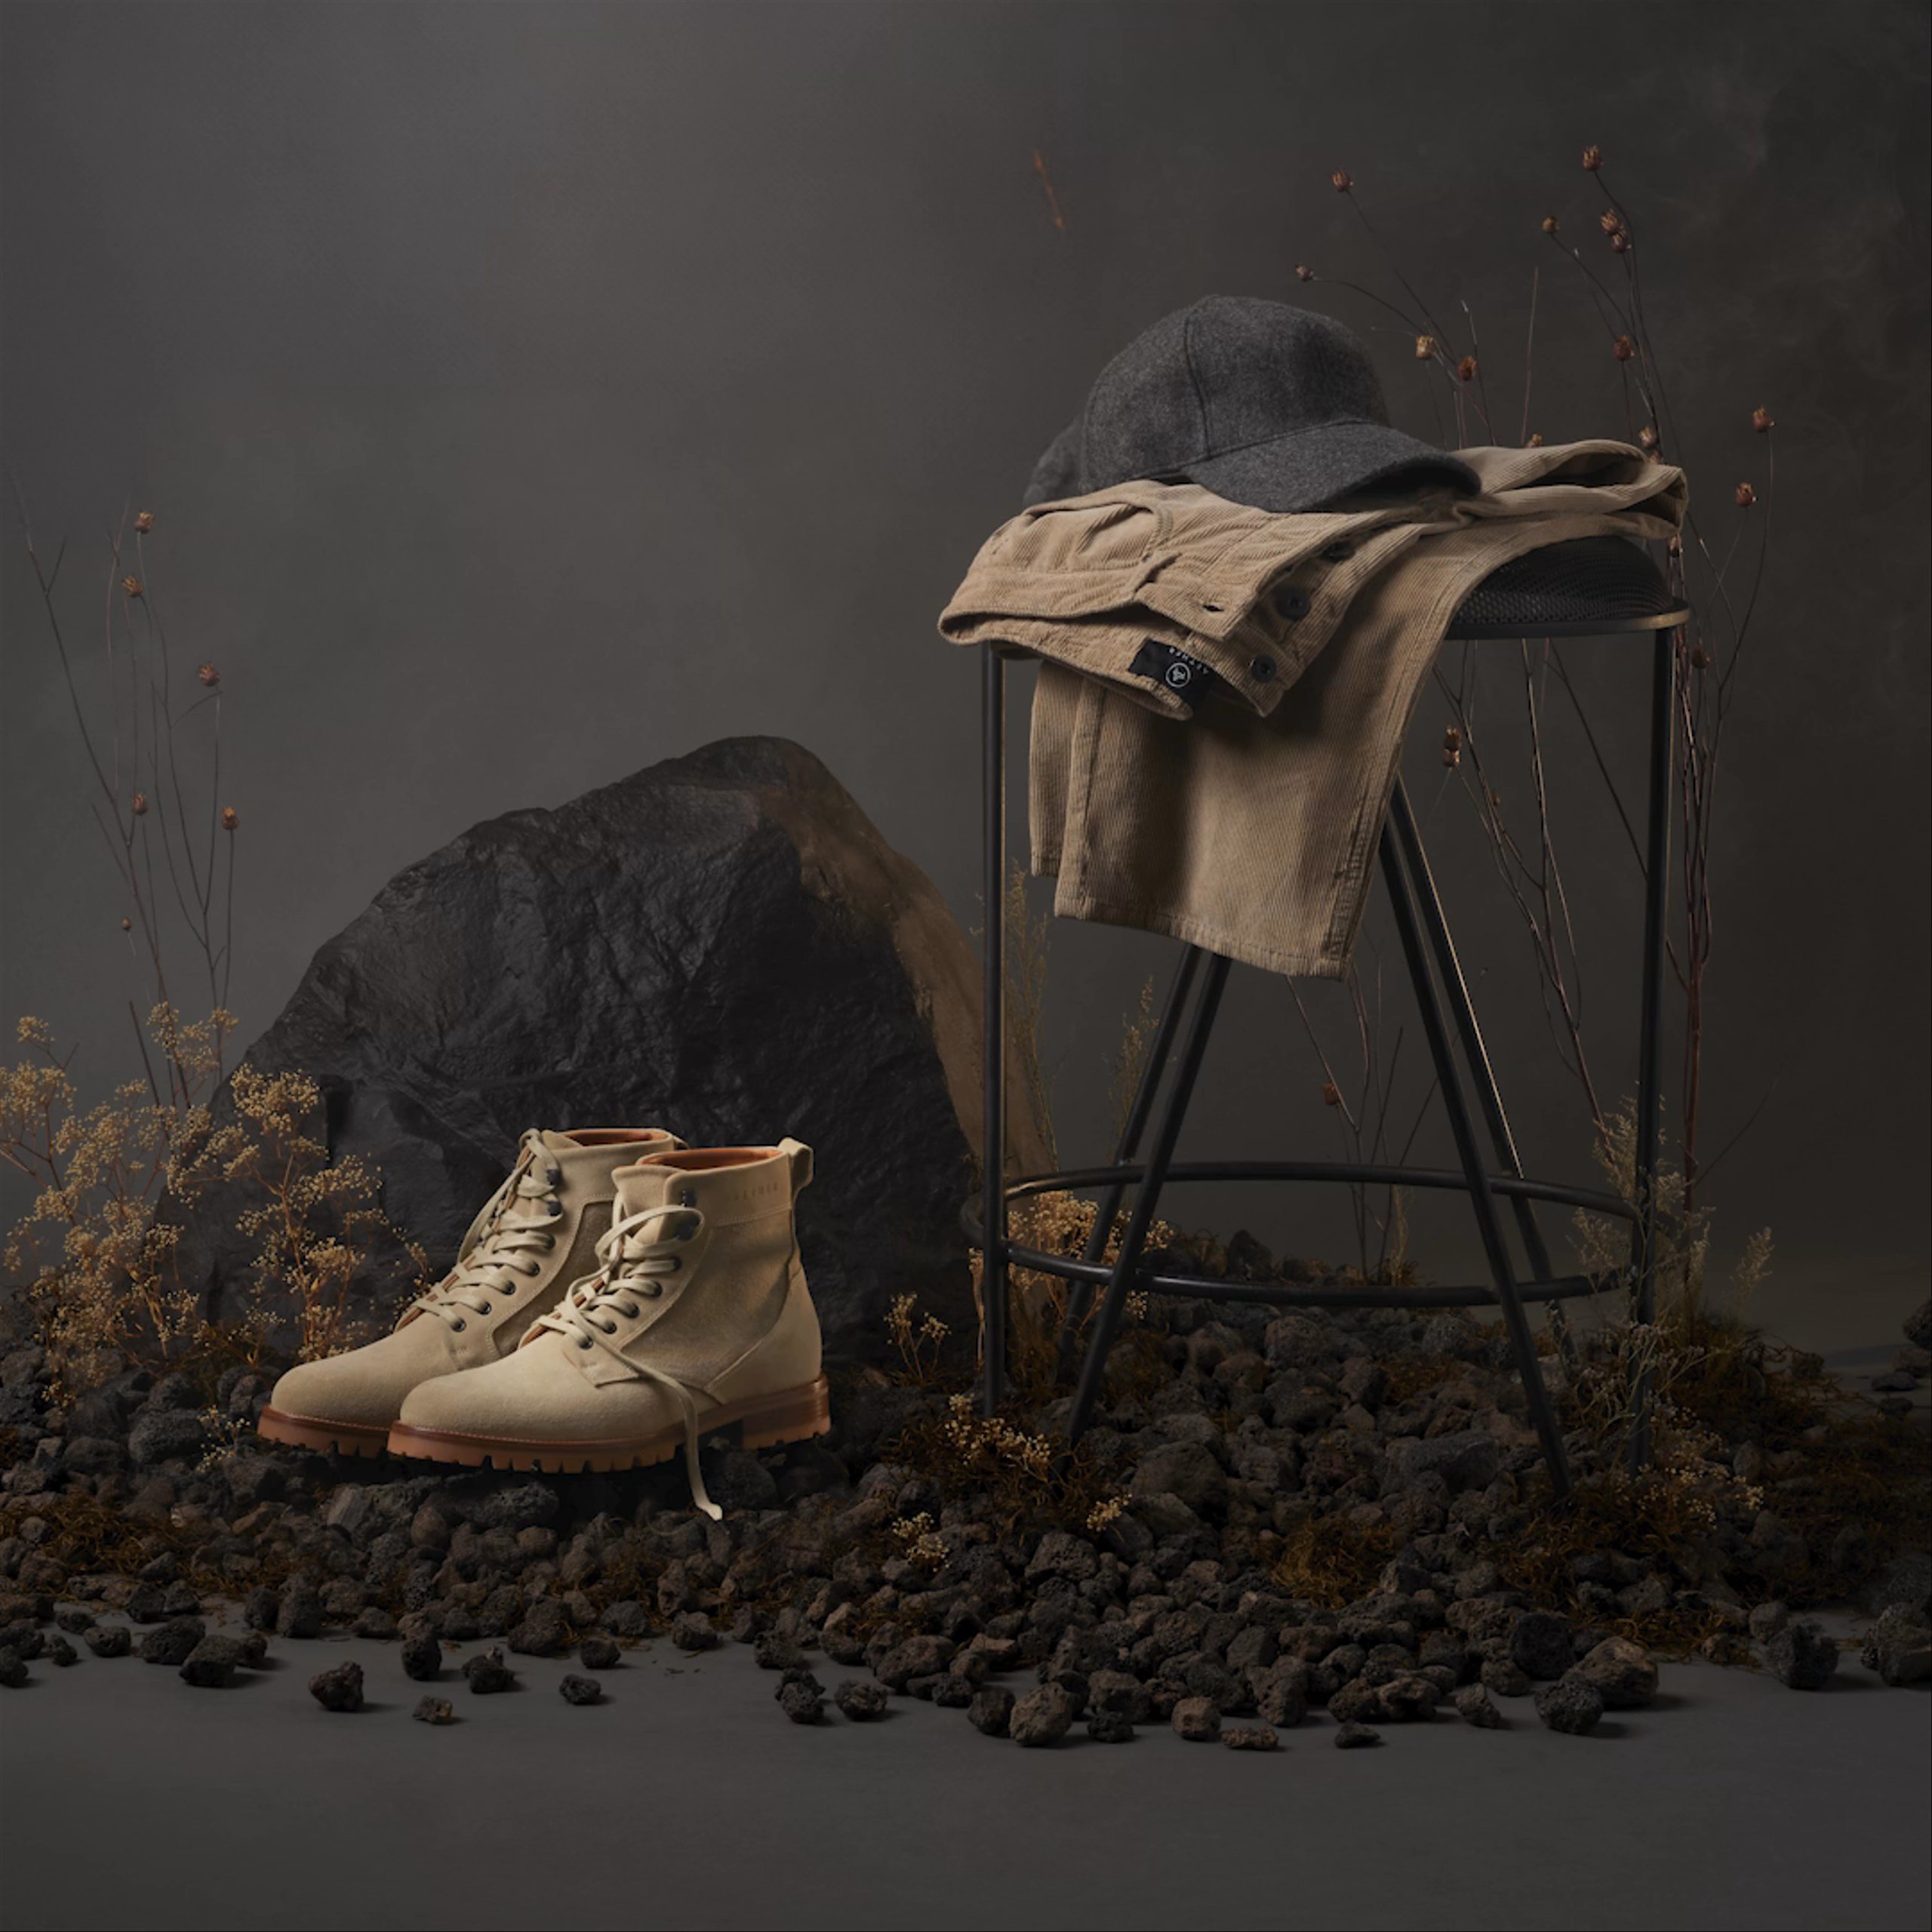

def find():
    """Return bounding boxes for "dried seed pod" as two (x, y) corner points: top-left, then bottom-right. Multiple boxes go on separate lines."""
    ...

(1331, 169), (1352, 192)
(1735, 481), (1758, 508)
(1541, 215), (1558, 235)
(1415, 334), (1436, 359)
(1321, 1080), (1343, 1108)
(1752, 405), (1775, 433)
(134, 510), (155, 533)
(1457, 356), (1478, 383)
(1613, 334), (1635, 362)
(1582, 145), (1603, 171)
(220, 806), (240, 831)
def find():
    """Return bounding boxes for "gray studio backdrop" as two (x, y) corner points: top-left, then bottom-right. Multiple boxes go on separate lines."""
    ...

(2, 2), (1927, 1297)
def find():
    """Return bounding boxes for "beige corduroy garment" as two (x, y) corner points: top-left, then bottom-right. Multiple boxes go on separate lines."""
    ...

(939, 440), (1684, 978)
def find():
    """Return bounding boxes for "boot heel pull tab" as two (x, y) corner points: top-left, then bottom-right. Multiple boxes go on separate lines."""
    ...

(777, 1138), (814, 1198)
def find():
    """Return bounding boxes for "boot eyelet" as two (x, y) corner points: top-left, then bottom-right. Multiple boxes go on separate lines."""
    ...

(477, 1303), (491, 1315)
(542, 1234), (557, 1251)
(452, 1319), (467, 1332)
(620, 1304), (638, 1319)
(664, 1257), (682, 1274)
(524, 1263), (541, 1275)
(642, 1284), (663, 1300)
(677, 1188), (697, 1208)
(601, 1321), (617, 1335)
(547, 1201), (564, 1217)
(577, 1337), (592, 1350)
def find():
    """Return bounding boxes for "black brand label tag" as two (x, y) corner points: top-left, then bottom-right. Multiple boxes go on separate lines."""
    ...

(1128, 638), (1219, 704)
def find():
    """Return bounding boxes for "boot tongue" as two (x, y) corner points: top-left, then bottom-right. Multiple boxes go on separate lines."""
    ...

(612, 1160), (681, 1217)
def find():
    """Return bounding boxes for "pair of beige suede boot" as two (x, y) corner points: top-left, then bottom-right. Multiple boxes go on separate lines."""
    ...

(257, 1130), (829, 1518)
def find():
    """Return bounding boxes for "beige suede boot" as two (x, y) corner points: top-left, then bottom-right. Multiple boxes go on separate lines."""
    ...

(386, 1140), (829, 1515)
(257, 1127), (681, 1457)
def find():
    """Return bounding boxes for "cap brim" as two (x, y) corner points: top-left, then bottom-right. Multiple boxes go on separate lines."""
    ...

(1180, 421), (1478, 514)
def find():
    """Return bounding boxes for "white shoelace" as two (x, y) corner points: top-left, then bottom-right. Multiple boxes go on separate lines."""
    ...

(407, 1131), (563, 1332)
(532, 1203), (721, 1520)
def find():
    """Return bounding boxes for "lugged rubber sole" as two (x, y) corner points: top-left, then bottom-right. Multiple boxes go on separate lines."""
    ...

(383, 1375), (833, 1473)
(257, 1406), (392, 1458)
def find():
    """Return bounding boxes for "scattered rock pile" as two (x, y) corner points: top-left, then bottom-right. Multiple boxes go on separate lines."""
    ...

(2, 1281), (1927, 1752)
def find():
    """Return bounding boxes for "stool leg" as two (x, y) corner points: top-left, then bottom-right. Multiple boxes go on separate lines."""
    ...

(1064, 952), (1232, 1444)
(1380, 826), (1572, 1496)
(1386, 783), (1572, 1357)
(1628, 629), (1676, 1470)
(980, 645), (1008, 1416)
(1054, 945), (1206, 1379)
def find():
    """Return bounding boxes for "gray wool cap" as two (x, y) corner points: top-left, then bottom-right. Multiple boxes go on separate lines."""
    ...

(1025, 295), (1479, 512)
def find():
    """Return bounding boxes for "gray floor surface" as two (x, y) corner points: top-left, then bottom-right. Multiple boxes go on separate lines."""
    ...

(2, 1261), (1927, 1932)
(2, 1615), (1928, 1932)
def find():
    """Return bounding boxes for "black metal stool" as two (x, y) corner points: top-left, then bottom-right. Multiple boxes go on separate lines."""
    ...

(968, 536), (1690, 1497)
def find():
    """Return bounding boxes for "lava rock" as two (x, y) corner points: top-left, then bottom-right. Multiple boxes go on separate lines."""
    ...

(276, 1582), (325, 1641)
(0, 1651), (28, 1688)
(601, 1600), (652, 1639)
(401, 1635), (443, 1681)
(54, 1608), (96, 1635)
(754, 1632), (808, 1672)
(835, 1678), (888, 1721)
(874, 1633), (955, 1691)
(1860, 1605), (1932, 1687)
(1333, 1721), (1381, 1749)
(1171, 1696), (1222, 1743)
(558, 1674), (603, 1706)
(463, 1647), (517, 1694)
(138, 1617), (206, 1666)
(1748, 1601), (1789, 1641)
(46, 1636), (78, 1667)
(159, 737), (1051, 1363)
(180, 1635), (251, 1687)
(1009, 1683), (1075, 1747)
(1766, 1620), (1841, 1691)
(352, 1607), (399, 1642)
(309, 1661), (365, 1712)
(1130, 1441), (1226, 1515)
(1904, 1298), (1932, 1353)
(1087, 1708), (1135, 1743)
(967, 1685), (1015, 1738)
(777, 1680), (823, 1724)
(1452, 1684), (1506, 1728)
(84, 1625), (132, 1659)
(124, 1583), (168, 1625)
(670, 1612), (719, 1653)
(1480, 1658), (1531, 1698)
(579, 1635), (622, 1672)
(1573, 1635), (1658, 1709)
(703, 1447), (780, 1514)
(412, 1696), (456, 1724)
(1509, 1611), (1577, 1681)
(0, 1623), (45, 1659)
(1383, 1430), (1503, 1494)
(127, 1408), (208, 1467)
(1533, 1674), (1605, 1734)
(1222, 1724), (1278, 1752)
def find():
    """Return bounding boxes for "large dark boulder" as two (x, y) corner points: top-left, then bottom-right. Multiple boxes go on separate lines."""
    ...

(166, 737), (1047, 1363)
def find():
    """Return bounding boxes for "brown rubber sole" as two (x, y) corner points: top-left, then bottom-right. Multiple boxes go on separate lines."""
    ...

(384, 1375), (833, 1473)
(257, 1406), (392, 1459)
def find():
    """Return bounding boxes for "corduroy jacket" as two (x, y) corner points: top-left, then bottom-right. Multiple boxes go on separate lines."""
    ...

(940, 441), (1684, 977)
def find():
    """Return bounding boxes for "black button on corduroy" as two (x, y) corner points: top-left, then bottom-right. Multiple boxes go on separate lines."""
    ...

(1249, 655), (1277, 682)
(1272, 586), (1311, 621)
(1321, 540), (1355, 563)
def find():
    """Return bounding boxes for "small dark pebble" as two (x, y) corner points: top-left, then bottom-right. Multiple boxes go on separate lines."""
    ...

(968, 1686), (1014, 1738)
(1171, 1696), (1221, 1743)
(412, 1696), (456, 1724)
(1334, 1721), (1382, 1749)
(670, 1611), (718, 1654)
(84, 1625), (132, 1659)
(1453, 1684), (1506, 1729)
(180, 1635), (245, 1688)
(754, 1632), (808, 1671)
(1087, 1708), (1135, 1743)
(777, 1681), (823, 1724)
(1223, 1725), (1279, 1752)
(352, 1607), (398, 1641)
(401, 1634), (443, 1681)
(1534, 1673), (1605, 1734)
(0, 1651), (26, 1689)
(579, 1635), (621, 1672)
(46, 1636), (78, 1668)
(559, 1674), (603, 1706)
(834, 1678), (888, 1721)
(0, 1623), (44, 1660)
(139, 1617), (205, 1666)
(309, 1660), (365, 1712)
(1767, 1620), (1841, 1691)
(463, 1647), (516, 1695)
(930, 1674), (976, 1709)
(55, 1608), (96, 1635)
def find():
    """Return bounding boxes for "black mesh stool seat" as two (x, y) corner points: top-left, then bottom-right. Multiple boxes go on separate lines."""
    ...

(970, 535), (1689, 1495)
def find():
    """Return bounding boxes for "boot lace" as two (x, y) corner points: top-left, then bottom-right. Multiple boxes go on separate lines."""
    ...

(407, 1131), (564, 1333)
(531, 1203), (721, 1520)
